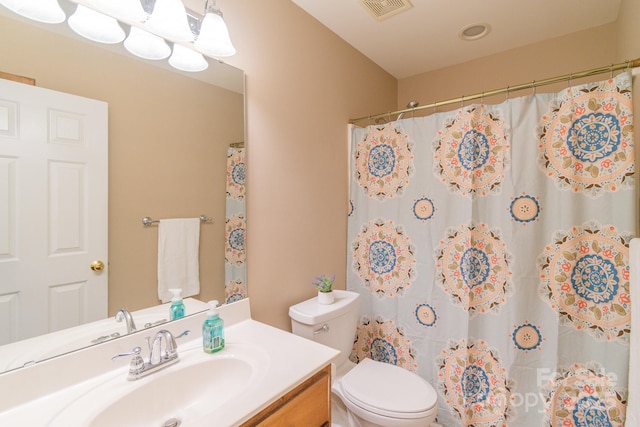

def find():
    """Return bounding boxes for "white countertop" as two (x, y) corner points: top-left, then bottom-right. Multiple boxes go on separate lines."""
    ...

(0, 298), (340, 426)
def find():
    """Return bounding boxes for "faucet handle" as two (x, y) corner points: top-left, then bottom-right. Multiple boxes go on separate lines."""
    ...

(160, 330), (190, 361)
(176, 330), (190, 339)
(115, 308), (137, 333)
(111, 346), (142, 361)
(158, 330), (178, 360)
(112, 346), (145, 376)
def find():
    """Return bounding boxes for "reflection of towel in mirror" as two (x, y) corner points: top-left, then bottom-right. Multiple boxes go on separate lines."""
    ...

(157, 218), (200, 303)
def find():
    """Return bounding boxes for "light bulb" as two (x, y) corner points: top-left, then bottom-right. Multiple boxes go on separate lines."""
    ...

(0, 0), (65, 24)
(194, 11), (236, 58)
(124, 26), (171, 60)
(68, 5), (125, 44)
(169, 44), (209, 72)
(145, 0), (193, 42)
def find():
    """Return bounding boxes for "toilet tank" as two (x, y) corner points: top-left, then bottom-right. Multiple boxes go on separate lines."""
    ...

(289, 290), (360, 368)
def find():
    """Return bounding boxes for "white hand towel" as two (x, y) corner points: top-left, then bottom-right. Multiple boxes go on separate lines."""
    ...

(157, 218), (200, 303)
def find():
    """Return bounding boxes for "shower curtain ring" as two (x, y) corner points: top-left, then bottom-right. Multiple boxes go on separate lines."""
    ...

(481, 91), (484, 104)
(568, 73), (572, 88)
(610, 63), (614, 79)
(532, 81), (536, 95)
(460, 95), (464, 108)
(505, 86), (509, 100)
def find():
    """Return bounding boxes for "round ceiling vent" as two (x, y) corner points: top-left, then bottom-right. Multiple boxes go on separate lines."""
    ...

(459, 23), (491, 41)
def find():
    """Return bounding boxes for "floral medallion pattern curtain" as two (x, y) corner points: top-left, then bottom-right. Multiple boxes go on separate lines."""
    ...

(347, 72), (634, 426)
(224, 147), (247, 303)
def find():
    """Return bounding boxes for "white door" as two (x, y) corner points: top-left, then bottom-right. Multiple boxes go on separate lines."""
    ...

(0, 78), (108, 344)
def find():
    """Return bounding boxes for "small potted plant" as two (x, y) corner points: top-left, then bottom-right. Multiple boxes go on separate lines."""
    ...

(312, 274), (335, 304)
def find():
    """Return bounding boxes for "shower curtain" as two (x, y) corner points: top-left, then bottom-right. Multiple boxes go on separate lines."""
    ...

(347, 72), (634, 426)
(224, 147), (247, 303)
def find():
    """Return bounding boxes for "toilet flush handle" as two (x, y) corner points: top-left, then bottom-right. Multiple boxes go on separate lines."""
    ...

(314, 324), (330, 335)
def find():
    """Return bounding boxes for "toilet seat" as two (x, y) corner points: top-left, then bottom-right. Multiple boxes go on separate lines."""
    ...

(340, 358), (438, 419)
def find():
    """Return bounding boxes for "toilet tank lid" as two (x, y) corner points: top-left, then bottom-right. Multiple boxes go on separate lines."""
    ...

(289, 290), (360, 325)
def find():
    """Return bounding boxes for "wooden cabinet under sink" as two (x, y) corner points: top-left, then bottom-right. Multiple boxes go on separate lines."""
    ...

(240, 364), (331, 427)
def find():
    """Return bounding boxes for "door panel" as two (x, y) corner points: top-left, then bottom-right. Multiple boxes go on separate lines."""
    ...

(0, 78), (108, 344)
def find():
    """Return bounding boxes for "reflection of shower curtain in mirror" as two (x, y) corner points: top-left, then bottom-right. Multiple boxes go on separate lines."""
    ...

(225, 147), (247, 303)
(347, 72), (635, 426)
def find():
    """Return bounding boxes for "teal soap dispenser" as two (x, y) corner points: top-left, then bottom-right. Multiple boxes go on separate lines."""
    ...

(203, 300), (225, 353)
(168, 288), (185, 320)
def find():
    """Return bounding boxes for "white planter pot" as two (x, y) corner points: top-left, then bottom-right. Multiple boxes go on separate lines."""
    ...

(317, 291), (334, 305)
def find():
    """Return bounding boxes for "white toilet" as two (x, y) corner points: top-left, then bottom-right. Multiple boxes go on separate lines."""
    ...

(289, 290), (438, 427)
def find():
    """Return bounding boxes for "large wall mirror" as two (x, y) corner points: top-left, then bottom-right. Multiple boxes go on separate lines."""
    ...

(0, 0), (245, 373)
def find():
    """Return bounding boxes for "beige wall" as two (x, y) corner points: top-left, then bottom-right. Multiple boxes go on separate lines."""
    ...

(398, 0), (640, 114)
(617, 0), (640, 61)
(398, 22), (619, 112)
(219, 0), (397, 329)
(0, 14), (244, 313)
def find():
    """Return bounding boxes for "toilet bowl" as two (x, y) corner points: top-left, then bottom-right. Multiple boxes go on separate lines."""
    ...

(333, 358), (438, 427)
(289, 290), (438, 427)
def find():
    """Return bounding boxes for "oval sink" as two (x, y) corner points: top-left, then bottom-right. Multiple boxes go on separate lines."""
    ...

(49, 342), (268, 427)
(92, 357), (251, 426)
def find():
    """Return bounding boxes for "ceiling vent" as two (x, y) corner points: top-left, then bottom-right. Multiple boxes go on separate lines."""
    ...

(359, 0), (413, 21)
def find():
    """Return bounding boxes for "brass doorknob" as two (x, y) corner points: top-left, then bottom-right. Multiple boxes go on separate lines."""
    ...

(90, 260), (105, 272)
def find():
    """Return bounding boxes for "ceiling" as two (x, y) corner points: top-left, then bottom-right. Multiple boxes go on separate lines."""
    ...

(291, 0), (622, 79)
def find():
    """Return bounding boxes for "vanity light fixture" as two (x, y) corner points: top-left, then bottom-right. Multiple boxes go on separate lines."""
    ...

(124, 26), (171, 60)
(145, 0), (194, 43)
(169, 44), (209, 72)
(0, 0), (66, 24)
(68, 5), (126, 44)
(194, 0), (236, 58)
(0, 0), (237, 73)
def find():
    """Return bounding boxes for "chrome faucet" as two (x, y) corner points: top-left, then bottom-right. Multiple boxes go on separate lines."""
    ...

(115, 308), (137, 334)
(112, 329), (190, 380)
(149, 329), (178, 365)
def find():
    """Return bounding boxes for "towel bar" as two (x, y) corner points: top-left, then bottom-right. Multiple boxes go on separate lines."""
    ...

(142, 215), (212, 227)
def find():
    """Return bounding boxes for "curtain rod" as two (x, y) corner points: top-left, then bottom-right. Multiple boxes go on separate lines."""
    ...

(349, 58), (640, 124)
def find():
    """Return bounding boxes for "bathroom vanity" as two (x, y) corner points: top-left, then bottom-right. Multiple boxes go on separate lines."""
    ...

(0, 298), (338, 426)
(241, 364), (332, 426)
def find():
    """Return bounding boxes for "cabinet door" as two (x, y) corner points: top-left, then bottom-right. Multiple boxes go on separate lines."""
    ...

(241, 364), (331, 427)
